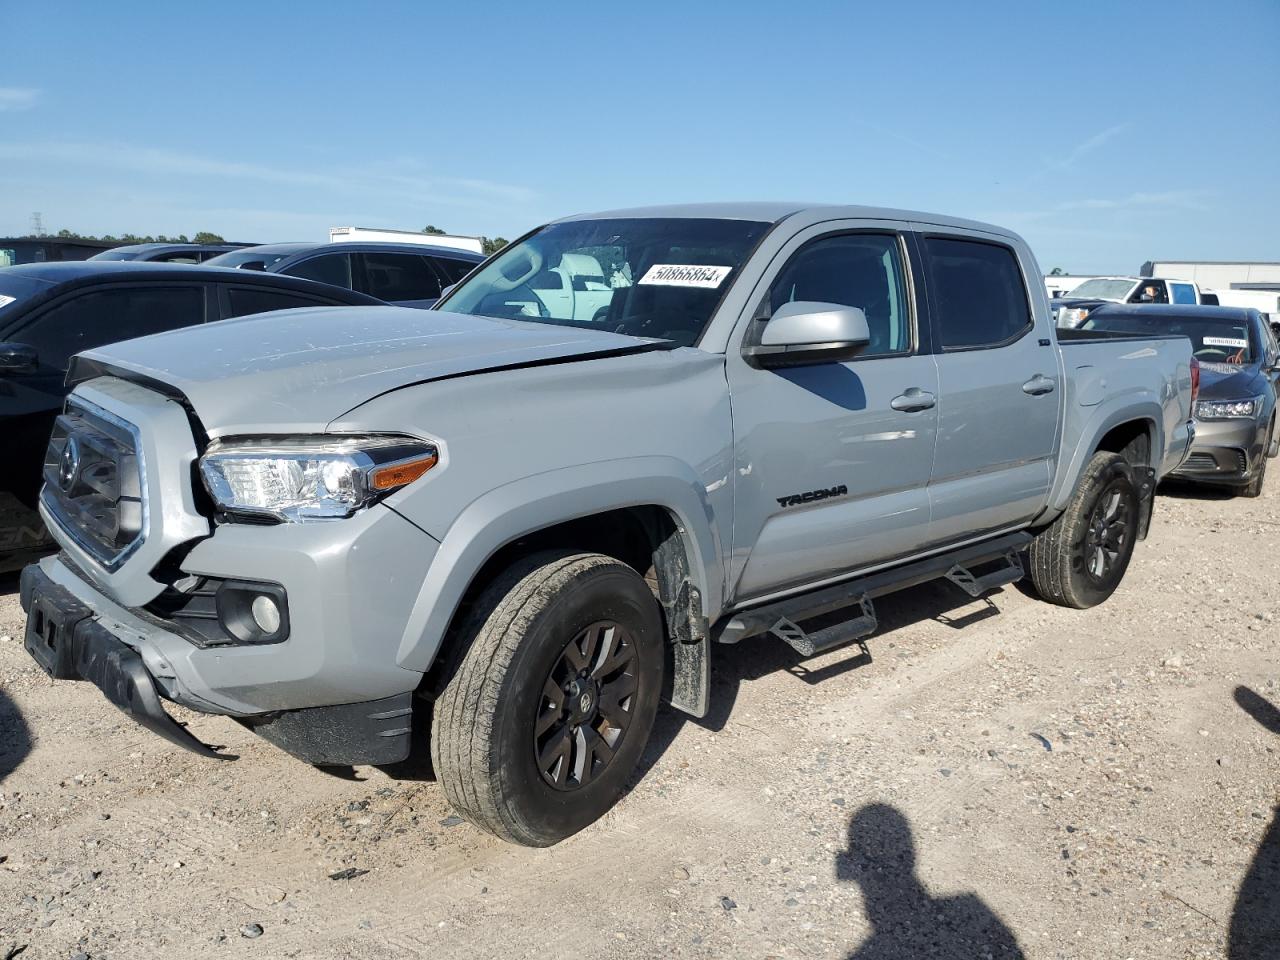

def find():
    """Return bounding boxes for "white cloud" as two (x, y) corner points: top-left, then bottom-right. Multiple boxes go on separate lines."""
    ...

(0, 88), (39, 111)
(1019, 122), (1132, 184)
(1052, 122), (1130, 172)
(0, 140), (538, 211)
(985, 189), (1211, 226)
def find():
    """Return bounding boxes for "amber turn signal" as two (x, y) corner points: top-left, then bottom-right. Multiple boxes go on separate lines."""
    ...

(370, 454), (438, 491)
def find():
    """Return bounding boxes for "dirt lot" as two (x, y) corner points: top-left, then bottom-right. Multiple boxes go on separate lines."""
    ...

(1, 482), (1277, 960)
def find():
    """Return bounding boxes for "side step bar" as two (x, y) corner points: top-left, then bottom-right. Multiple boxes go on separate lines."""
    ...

(715, 532), (1032, 656)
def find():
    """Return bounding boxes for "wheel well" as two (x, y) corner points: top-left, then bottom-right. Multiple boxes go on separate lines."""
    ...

(1095, 419), (1153, 468)
(419, 506), (697, 699)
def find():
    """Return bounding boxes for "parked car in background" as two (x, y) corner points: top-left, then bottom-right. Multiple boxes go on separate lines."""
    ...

(1079, 303), (1279, 496)
(89, 242), (256, 264)
(0, 237), (119, 266)
(18, 203), (1196, 846)
(329, 226), (483, 255)
(203, 241), (483, 307)
(1055, 275), (1206, 327)
(0, 262), (383, 570)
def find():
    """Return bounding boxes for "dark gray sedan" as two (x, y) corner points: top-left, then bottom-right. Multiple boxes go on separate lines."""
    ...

(1082, 304), (1280, 496)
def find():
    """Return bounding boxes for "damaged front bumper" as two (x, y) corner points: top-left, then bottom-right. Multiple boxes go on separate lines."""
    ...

(21, 564), (229, 759)
(20, 562), (417, 765)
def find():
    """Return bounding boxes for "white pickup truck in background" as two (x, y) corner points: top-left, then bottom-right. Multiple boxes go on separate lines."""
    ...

(1054, 275), (1206, 327)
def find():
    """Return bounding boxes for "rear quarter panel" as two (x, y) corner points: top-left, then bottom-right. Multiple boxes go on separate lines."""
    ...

(1049, 337), (1195, 512)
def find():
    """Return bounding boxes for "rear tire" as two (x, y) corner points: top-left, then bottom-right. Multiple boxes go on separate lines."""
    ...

(1029, 451), (1140, 609)
(430, 551), (664, 847)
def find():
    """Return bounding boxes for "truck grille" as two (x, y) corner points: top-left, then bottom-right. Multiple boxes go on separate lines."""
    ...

(41, 399), (146, 571)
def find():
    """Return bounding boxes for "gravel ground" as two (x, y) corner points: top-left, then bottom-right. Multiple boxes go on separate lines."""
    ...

(0, 481), (1277, 959)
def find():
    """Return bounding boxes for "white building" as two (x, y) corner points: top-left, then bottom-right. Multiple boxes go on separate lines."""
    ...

(1142, 260), (1280, 291)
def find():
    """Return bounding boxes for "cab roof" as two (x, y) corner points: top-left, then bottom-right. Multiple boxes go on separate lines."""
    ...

(553, 202), (1017, 238)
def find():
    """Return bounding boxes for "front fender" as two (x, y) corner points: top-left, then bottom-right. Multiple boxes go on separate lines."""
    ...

(392, 456), (724, 672)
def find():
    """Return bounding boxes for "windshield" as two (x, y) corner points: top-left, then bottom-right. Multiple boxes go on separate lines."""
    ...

(1065, 278), (1135, 301)
(0, 274), (51, 327)
(1083, 312), (1256, 363)
(436, 217), (771, 347)
(88, 249), (140, 261)
(203, 248), (296, 270)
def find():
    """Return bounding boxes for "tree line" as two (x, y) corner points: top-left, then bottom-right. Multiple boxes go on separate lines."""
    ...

(24, 229), (228, 244)
(424, 225), (508, 256)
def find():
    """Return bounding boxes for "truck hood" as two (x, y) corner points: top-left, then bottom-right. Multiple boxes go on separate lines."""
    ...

(1196, 361), (1264, 399)
(72, 305), (667, 435)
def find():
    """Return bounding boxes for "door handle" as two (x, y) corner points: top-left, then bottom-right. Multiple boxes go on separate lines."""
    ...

(1022, 374), (1056, 396)
(890, 388), (936, 412)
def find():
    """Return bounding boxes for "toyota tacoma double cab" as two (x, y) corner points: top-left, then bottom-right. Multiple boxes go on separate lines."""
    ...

(21, 203), (1197, 846)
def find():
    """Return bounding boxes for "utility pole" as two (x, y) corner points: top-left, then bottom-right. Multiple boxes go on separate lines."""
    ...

(30, 212), (44, 237)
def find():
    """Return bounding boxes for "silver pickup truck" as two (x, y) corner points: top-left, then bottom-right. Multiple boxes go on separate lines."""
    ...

(20, 203), (1197, 846)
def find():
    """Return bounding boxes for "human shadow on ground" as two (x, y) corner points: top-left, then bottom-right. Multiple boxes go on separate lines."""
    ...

(0, 685), (32, 784)
(1228, 685), (1280, 958)
(835, 802), (1027, 959)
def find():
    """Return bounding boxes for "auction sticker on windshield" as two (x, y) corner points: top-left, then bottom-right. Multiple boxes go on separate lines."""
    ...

(638, 264), (732, 288)
(1204, 336), (1249, 348)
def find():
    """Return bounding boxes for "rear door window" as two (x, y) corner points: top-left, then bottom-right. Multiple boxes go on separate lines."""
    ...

(15, 285), (205, 371)
(223, 286), (342, 318)
(432, 257), (478, 286)
(924, 237), (1032, 350)
(283, 253), (354, 289)
(360, 253), (442, 301)
(1170, 282), (1197, 305)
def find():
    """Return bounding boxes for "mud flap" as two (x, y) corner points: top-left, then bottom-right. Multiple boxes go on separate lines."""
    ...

(670, 633), (709, 719)
(1134, 466), (1157, 540)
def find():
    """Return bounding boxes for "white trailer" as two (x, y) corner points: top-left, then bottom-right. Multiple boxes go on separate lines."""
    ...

(1143, 260), (1280, 290)
(329, 226), (484, 255)
(1209, 287), (1280, 319)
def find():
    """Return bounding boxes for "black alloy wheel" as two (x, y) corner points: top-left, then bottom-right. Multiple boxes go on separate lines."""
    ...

(535, 620), (637, 791)
(1080, 483), (1132, 583)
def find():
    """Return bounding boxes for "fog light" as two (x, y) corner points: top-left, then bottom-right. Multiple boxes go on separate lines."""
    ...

(251, 595), (282, 635)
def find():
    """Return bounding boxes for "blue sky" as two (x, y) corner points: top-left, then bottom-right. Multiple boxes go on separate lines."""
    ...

(3, 0), (1277, 274)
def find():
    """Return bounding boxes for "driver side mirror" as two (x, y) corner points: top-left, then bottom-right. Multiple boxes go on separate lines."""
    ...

(744, 302), (871, 368)
(0, 342), (37, 375)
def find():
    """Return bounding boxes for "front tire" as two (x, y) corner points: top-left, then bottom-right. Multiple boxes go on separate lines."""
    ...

(1239, 451), (1268, 498)
(1029, 451), (1140, 609)
(430, 551), (664, 846)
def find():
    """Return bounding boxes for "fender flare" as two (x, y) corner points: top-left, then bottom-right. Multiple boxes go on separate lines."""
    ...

(1046, 397), (1165, 514)
(393, 456), (725, 672)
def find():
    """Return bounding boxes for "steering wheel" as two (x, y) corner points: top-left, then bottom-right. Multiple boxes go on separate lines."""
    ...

(1195, 347), (1228, 360)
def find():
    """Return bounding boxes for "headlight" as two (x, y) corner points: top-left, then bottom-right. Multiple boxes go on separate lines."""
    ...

(1059, 307), (1089, 328)
(199, 435), (438, 522)
(1195, 397), (1263, 420)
